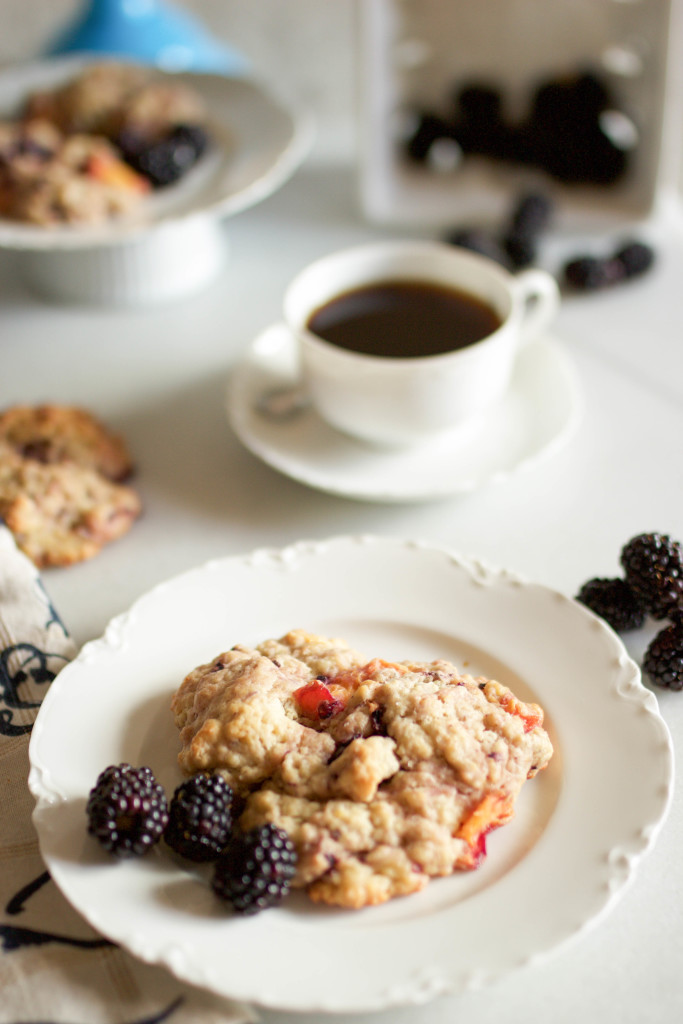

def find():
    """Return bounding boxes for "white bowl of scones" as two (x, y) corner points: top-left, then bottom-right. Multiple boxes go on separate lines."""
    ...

(0, 56), (311, 304)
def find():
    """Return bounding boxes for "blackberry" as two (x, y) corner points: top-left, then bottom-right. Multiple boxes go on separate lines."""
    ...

(456, 83), (503, 125)
(445, 227), (509, 267)
(576, 577), (646, 632)
(527, 71), (630, 185)
(164, 773), (234, 862)
(620, 532), (683, 620)
(212, 823), (297, 915)
(405, 112), (453, 163)
(129, 123), (209, 187)
(531, 72), (610, 132)
(613, 241), (655, 280)
(500, 193), (553, 270)
(563, 239), (654, 293)
(563, 256), (624, 292)
(643, 622), (683, 691)
(173, 124), (209, 159)
(454, 83), (506, 157)
(503, 231), (537, 270)
(509, 193), (554, 237)
(86, 763), (168, 858)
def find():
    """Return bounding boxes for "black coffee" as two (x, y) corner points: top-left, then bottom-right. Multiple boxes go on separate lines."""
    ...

(307, 280), (502, 359)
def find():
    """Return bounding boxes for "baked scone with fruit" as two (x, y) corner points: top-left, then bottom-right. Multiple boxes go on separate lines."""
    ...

(24, 62), (205, 143)
(0, 118), (149, 226)
(1, 63), (210, 225)
(0, 440), (141, 567)
(0, 404), (141, 566)
(172, 630), (553, 909)
(0, 404), (134, 481)
(24, 63), (150, 136)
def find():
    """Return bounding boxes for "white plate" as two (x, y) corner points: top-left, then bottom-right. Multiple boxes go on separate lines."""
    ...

(226, 324), (583, 502)
(0, 55), (313, 250)
(28, 536), (673, 1014)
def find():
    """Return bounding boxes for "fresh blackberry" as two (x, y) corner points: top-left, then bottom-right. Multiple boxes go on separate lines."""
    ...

(502, 231), (537, 270)
(643, 622), (683, 691)
(456, 83), (503, 125)
(445, 227), (509, 267)
(129, 123), (209, 187)
(405, 112), (453, 163)
(173, 124), (209, 159)
(212, 823), (297, 915)
(576, 577), (645, 632)
(613, 241), (655, 280)
(527, 72), (629, 185)
(509, 193), (554, 237)
(621, 532), (683, 619)
(164, 773), (234, 862)
(563, 256), (624, 291)
(86, 763), (168, 858)
(454, 83), (506, 157)
(531, 72), (610, 131)
(573, 123), (629, 185)
(500, 193), (553, 270)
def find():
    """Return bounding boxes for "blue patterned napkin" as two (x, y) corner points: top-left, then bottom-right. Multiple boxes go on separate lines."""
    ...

(0, 525), (253, 1024)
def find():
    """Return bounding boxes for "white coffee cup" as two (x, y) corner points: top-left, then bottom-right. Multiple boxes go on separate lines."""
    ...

(284, 240), (560, 447)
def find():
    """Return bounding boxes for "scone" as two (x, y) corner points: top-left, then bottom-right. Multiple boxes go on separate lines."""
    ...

(0, 404), (134, 481)
(2, 63), (209, 225)
(172, 630), (553, 909)
(0, 440), (141, 568)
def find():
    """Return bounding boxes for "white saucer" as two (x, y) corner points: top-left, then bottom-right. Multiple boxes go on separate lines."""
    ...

(226, 324), (583, 503)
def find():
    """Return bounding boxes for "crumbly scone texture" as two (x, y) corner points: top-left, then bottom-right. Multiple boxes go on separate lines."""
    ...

(0, 119), (147, 226)
(0, 404), (134, 481)
(0, 440), (141, 568)
(172, 629), (553, 909)
(24, 62), (206, 141)
(0, 62), (208, 226)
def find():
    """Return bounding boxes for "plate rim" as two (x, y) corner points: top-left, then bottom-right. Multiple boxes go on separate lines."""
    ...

(28, 535), (674, 1012)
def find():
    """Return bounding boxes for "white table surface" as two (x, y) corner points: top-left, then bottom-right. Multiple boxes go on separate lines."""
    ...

(3, 164), (683, 1024)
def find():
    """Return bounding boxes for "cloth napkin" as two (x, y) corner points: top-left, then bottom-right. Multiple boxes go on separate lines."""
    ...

(0, 525), (255, 1024)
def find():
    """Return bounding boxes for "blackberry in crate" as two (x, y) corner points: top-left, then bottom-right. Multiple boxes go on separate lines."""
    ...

(454, 83), (508, 158)
(212, 823), (297, 915)
(643, 622), (683, 691)
(165, 773), (234, 862)
(86, 763), (168, 857)
(576, 577), (645, 632)
(620, 532), (683, 619)
(405, 112), (454, 164)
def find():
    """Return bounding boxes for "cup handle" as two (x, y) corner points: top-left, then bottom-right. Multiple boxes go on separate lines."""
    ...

(513, 268), (561, 344)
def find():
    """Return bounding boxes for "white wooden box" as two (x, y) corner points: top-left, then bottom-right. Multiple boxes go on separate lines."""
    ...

(358, 0), (682, 231)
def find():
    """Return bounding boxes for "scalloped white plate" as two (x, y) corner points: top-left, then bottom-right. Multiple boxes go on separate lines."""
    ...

(28, 536), (673, 1013)
(226, 325), (582, 502)
(0, 55), (313, 250)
